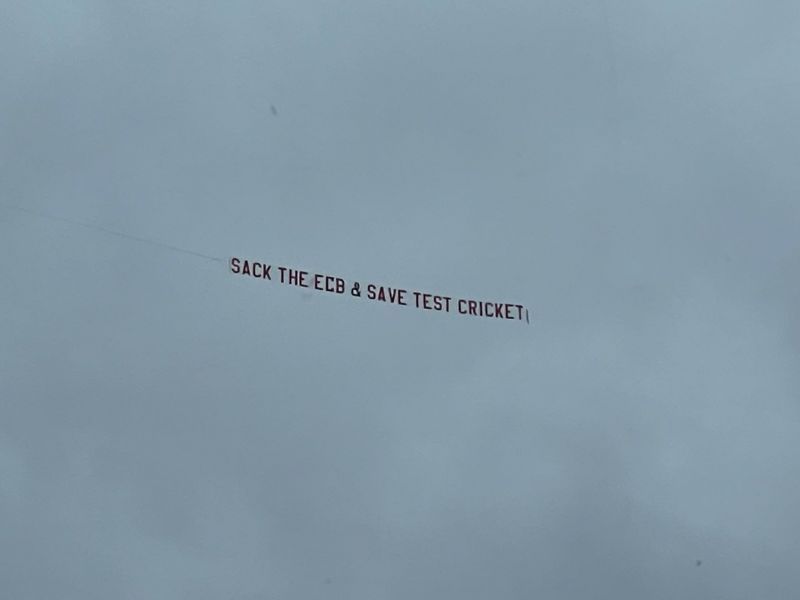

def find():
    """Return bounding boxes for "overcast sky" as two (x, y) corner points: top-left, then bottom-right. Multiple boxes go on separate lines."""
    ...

(2, 1), (799, 598)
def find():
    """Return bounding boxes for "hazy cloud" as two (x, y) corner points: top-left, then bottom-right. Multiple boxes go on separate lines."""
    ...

(2, 1), (799, 598)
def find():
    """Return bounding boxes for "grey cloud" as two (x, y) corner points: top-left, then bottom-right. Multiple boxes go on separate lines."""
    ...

(1, 1), (799, 598)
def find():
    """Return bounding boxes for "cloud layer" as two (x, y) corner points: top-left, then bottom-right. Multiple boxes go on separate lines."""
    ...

(2, 1), (799, 598)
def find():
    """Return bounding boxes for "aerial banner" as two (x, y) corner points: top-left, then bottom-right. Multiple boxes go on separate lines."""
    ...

(230, 256), (531, 324)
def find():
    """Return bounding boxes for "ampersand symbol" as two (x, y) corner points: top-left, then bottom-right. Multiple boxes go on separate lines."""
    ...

(351, 282), (361, 297)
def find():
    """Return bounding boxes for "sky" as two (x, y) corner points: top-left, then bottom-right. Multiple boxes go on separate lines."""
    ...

(1, 1), (799, 598)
